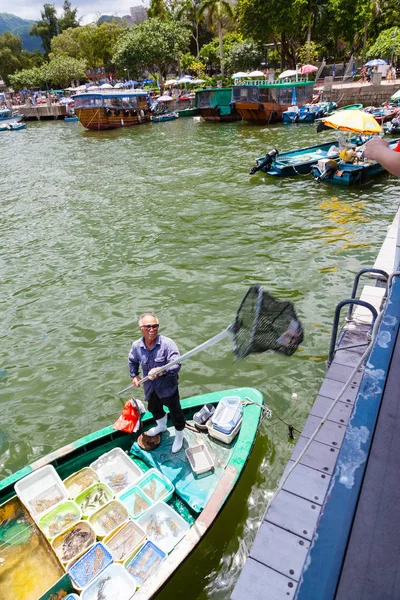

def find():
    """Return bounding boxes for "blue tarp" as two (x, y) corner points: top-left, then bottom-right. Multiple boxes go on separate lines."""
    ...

(130, 427), (233, 514)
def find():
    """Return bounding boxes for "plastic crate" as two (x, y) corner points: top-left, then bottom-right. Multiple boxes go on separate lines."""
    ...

(185, 444), (214, 475)
(81, 563), (137, 599)
(39, 500), (81, 539)
(103, 519), (146, 562)
(211, 396), (242, 435)
(52, 520), (96, 566)
(68, 542), (113, 590)
(64, 468), (99, 499)
(14, 465), (69, 518)
(90, 448), (143, 494)
(125, 540), (166, 586)
(135, 469), (174, 503)
(206, 417), (242, 444)
(137, 501), (189, 554)
(75, 483), (113, 518)
(88, 499), (129, 539)
(119, 485), (152, 520)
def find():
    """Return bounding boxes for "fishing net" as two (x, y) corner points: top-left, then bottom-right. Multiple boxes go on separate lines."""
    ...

(231, 285), (304, 359)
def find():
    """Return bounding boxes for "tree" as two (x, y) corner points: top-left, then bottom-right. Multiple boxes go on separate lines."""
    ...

(148, 0), (169, 20)
(0, 32), (23, 85)
(198, 0), (235, 75)
(58, 0), (80, 31)
(366, 27), (400, 62)
(199, 32), (242, 70)
(45, 55), (87, 86)
(222, 40), (264, 74)
(296, 41), (321, 64)
(9, 66), (48, 90)
(113, 18), (190, 80)
(30, 4), (59, 54)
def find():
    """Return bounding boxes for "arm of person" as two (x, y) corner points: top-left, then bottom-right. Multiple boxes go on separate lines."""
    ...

(163, 340), (181, 375)
(128, 346), (141, 387)
(364, 137), (400, 176)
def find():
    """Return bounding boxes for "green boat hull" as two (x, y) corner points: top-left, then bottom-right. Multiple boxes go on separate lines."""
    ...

(176, 107), (199, 117)
(0, 387), (263, 600)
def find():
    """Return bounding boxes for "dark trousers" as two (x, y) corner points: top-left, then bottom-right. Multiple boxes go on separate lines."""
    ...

(147, 389), (186, 431)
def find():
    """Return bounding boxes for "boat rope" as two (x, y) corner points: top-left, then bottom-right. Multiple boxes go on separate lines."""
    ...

(85, 109), (101, 130)
(264, 273), (395, 512)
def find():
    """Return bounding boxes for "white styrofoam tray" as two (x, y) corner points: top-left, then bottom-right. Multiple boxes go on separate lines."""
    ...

(90, 448), (143, 494)
(14, 465), (69, 518)
(137, 501), (190, 554)
(185, 444), (214, 475)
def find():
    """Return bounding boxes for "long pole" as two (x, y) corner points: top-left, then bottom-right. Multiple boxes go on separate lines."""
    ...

(391, 28), (397, 67)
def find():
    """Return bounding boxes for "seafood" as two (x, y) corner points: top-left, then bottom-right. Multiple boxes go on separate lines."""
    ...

(108, 523), (142, 560)
(97, 575), (111, 600)
(29, 486), (63, 515)
(48, 511), (78, 537)
(133, 493), (149, 517)
(127, 546), (163, 585)
(80, 487), (108, 513)
(105, 472), (128, 493)
(143, 478), (158, 500)
(165, 517), (180, 538)
(98, 506), (125, 534)
(145, 515), (163, 541)
(66, 470), (98, 496)
(60, 526), (91, 562)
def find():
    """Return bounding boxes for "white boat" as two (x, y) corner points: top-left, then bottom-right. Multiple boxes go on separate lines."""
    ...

(0, 108), (23, 124)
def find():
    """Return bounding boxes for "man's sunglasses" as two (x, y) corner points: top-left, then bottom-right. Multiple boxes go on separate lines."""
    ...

(141, 324), (159, 330)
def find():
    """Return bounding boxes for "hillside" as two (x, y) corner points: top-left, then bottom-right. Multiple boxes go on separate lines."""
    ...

(0, 13), (42, 52)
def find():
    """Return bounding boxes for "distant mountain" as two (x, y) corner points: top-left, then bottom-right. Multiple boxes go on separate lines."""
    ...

(0, 13), (42, 52)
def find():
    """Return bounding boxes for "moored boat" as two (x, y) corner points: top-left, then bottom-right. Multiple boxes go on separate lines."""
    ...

(73, 90), (151, 131)
(195, 88), (241, 122)
(151, 111), (179, 122)
(176, 107), (200, 117)
(0, 107), (23, 124)
(233, 80), (314, 124)
(282, 103), (327, 123)
(0, 121), (26, 131)
(0, 388), (263, 600)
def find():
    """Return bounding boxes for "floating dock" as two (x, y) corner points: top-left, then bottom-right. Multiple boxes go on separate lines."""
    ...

(232, 208), (400, 599)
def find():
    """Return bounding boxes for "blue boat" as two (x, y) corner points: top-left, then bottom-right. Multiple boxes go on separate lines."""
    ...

(151, 111), (179, 123)
(0, 121), (26, 131)
(310, 137), (400, 185)
(0, 108), (24, 125)
(282, 102), (334, 124)
(249, 136), (366, 177)
(65, 115), (79, 122)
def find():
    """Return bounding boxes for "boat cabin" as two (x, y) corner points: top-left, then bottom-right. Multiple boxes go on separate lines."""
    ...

(73, 90), (151, 131)
(195, 87), (241, 122)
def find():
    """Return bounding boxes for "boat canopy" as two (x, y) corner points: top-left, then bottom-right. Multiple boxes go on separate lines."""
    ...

(232, 81), (314, 105)
(73, 91), (148, 109)
(195, 87), (232, 109)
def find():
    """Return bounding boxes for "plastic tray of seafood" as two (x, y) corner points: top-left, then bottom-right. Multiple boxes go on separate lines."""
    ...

(103, 519), (146, 562)
(88, 499), (129, 539)
(119, 486), (152, 520)
(90, 448), (143, 494)
(68, 542), (113, 590)
(137, 501), (190, 554)
(75, 483), (113, 518)
(14, 465), (69, 518)
(52, 520), (96, 566)
(64, 467), (99, 498)
(135, 469), (174, 503)
(81, 563), (137, 600)
(39, 500), (81, 539)
(125, 540), (166, 586)
(185, 444), (214, 475)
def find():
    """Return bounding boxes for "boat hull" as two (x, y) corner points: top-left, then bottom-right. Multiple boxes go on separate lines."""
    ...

(199, 107), (241, 122)
(75, 107), (151, 130)
(177, 107), (199, 117)
(235, 101), (284, 124)
(0, 114), (23, 124)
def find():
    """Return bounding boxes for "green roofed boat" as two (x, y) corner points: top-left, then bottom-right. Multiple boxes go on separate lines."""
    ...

(195, 87), (241, 122)
(0, 388), (263, 600)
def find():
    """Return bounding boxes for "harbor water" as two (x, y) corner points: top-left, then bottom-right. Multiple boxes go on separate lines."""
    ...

(1, 118), (399, 597)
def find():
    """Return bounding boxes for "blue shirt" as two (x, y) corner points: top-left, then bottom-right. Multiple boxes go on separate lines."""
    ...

(128, 334), (181, 399)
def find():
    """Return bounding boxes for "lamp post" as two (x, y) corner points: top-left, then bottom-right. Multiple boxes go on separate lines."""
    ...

(124, 67), (130, 81)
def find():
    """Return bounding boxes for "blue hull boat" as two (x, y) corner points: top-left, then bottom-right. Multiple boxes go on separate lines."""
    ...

(282, 103), (332, 124)
(65, 115), (79, 122)
(151, 112), (179, 122)
(249, 137), (365, 177)
(0, 121), (26, 131)
(310, 137), (400, 185)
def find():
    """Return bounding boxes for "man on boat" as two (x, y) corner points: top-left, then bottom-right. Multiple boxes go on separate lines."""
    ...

(128, 312), (185, 453)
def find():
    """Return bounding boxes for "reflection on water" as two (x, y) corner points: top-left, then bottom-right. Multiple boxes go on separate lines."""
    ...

(1, 119), (399, 596)
(0, 497), (64, 600)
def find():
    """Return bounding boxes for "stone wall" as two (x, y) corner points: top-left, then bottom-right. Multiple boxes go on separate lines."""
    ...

(320, 80), (400, 107)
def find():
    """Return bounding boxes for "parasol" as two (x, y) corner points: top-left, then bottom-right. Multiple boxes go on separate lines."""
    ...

(364, 59), (387, 66)
(278, 70), (297, 79)
(231, 72), (248, 78)
(321, 109), (382, 134)
(299, 64), (318, 75)
(248, 70), (265, 77)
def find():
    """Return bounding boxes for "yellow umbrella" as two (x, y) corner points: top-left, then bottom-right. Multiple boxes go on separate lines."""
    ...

(321, 109), (382, 134)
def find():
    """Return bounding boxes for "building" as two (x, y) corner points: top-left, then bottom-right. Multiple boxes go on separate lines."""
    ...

(129, 5), (147, 23)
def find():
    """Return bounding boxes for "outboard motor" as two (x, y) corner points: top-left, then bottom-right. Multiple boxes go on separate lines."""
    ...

(314, 159), (339, 183)
(249, 148), (279, 175)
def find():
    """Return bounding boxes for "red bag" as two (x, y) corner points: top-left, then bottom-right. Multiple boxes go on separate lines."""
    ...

(113, 399), (140, 434)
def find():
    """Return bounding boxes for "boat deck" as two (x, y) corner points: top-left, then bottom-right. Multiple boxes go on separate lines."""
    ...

(231, 209), (400, 600)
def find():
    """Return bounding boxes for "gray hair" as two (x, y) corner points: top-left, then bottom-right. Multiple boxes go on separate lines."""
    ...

(138, 312), (159, 327)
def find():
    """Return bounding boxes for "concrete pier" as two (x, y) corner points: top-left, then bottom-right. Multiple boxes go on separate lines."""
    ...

(18, 104), (67, 121)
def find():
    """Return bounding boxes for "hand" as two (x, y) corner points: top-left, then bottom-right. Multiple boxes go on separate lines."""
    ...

(132, 376), (141, 388)
(364, 137), (389, 161)
(147, 368), (161, 380)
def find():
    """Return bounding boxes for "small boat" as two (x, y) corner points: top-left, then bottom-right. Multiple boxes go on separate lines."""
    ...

(64, 114), (79, 122)
(0, 121), (26, 131)
(151, 111), (179, 122)
(310, 137), (400, 185)
(195, 88), (241, 122)
(233, 80), (315, 124)
(337, 103), (363, 111)
(363, 105), (399, 124)
(383, 118), (400, 134)
(0, 107), (24, 124)
(249, 136), (366, 176)
(282, 103), (329, 123)
(0, 388), (263, 600)
(73, 90), (151, 131)
(176, 107), (200, 117)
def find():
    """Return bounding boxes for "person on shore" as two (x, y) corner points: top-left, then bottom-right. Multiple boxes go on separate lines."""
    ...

(128, 312), (185, 453)
(364, 137), (400, 175)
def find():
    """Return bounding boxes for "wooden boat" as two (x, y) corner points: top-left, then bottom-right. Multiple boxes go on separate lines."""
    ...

(73, 90), (151, 131)
(176, 107), (199, 117)
(232, 80), (314, 124)
(151, 111), (179, 122)
(250, 136), (366, 176)
(0, 388), (263, 600)
(195, 88), (241, 122)
(310, 137), (400, 185)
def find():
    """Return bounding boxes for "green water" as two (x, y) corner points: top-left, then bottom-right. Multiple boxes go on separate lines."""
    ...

(1, 118), (399, 597)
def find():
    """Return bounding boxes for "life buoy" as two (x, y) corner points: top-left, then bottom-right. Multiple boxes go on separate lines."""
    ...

(104, 107), (111, 117)
(258, 104), (264, 111)
(140, 109), (144, 117)
(124, 109), (130, 117)
(138, 114), (142, 122)
(114, 108), (120, 116)
(130, 109), (136, 117)
(271, 111), (278, 120)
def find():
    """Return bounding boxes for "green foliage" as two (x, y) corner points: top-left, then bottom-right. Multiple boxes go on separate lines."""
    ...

(45, 54), (87, 86)
(113, 17), (190, 79)
(199, 32), (242, 65)
(366, 27), (400, 61)
(180, 52), (207, 73)
(30, 2), (79, 55)
(58, 1), (79, 31)
(296, 41), (320, 63)
(148, 0), (169, 19)
(222, 40), (264, 74)
(9, 66), (47, 89)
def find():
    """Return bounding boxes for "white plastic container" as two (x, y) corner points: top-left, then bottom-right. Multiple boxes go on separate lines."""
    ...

(207, 417), (242, 444)
(81, 563), (137, 600)
(185, 444), (214, 475)
(90, 448), (143, 494)
(14, 465), (69, 518)
(211, 396), (243, 435)
(103, 519), (146, 563)
(137, 501), (189, 554)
